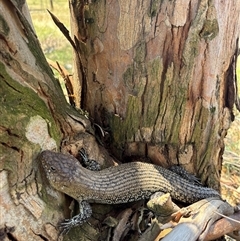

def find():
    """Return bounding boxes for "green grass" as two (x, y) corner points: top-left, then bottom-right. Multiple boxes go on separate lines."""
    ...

(221, 56), (240, 205)
(27, 0), (72, 71)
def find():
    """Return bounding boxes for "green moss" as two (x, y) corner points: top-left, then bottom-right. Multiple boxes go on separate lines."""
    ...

(0, 62), (61, 150)
(200, 19), (219, 41)
(123, 66), (134, 86)
(148, 0), (162, 18)
(16, 0), (25, 9)
(190, 106), (218, 173)
(134, 42), (146, 64)
(110, 57), (189, 149)
(141, 58), (162, 127)
(79, 2), (99, 47)
(210, 106), (216, 113)
(0, 15), (10, 35)
(124, 96), (142, 136)
(109, 95), (142, 151)
(148, 57), (161, 78)
(182, 1), (209, 64)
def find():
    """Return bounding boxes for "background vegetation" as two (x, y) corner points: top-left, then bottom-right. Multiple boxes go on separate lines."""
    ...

(28, 0), (72, 70)
(27, 0), (240, 205)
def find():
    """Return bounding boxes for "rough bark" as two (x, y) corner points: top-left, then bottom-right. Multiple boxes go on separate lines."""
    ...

(0, 0), (240, 241)
(70, 0), (240, 189)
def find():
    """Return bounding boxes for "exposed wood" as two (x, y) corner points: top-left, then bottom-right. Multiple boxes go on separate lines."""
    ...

(141, 195), (238, 241)
(204, 211), (240, 241)
(161, 198), (234, 241)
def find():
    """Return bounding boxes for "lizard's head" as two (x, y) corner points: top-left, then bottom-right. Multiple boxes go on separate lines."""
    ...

(39, 150), (80, 191)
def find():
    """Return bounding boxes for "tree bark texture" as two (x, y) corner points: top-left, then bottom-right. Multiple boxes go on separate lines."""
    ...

(70, 0), (240, 188)
(0, 0), (240, 240)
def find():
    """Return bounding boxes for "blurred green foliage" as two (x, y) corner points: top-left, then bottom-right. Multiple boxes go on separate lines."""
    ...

(27, 0), (72, 71)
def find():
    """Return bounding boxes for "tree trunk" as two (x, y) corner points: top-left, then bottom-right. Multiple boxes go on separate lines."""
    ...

(70, 0), (240, 189)
(0, 0), (239, 240)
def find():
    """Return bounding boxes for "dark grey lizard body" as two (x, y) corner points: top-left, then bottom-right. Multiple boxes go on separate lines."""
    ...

(39, 150), (220, 231)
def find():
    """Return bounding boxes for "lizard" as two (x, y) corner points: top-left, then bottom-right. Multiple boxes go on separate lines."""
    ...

(39, 150), (220, 232)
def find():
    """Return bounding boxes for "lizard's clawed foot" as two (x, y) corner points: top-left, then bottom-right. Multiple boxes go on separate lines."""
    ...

(59, 201), (93, 234)
(59, 215), (88, 234)
(78, 148), (101, 171)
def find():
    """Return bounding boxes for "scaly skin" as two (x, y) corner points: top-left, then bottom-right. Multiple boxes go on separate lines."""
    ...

(39, 150), (220, 231)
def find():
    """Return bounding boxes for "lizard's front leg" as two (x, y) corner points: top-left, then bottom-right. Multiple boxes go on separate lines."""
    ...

(77, 148), (101, 171)
(60, 200), (92, 233)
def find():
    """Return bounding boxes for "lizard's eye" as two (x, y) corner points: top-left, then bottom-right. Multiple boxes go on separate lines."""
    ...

(50, 166), (56, 171)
